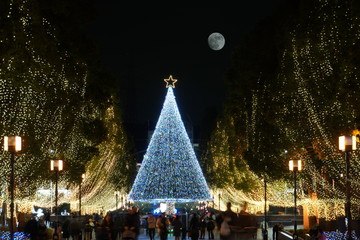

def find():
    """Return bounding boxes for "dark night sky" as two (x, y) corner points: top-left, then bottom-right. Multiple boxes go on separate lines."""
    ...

(89, 5), (278, 151)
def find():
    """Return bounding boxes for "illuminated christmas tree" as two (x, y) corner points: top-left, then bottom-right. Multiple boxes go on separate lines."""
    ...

(128, 75), (212, 202)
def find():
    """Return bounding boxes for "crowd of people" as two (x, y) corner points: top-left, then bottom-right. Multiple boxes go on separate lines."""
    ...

(10, 202), (257, 240)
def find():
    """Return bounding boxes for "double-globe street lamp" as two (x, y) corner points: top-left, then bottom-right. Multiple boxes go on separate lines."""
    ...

(289, 159), (302, 240)
(50, 159), (63, 240)
(339, 135), (357, 240)
(3, 136), (22, 239)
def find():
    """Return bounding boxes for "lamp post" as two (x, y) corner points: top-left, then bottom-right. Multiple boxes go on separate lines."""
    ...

(289, 159), (302, 240)
(218, 191), (222, 210)
(79, 173), (85, 216)
(339, 135), (356, 240)
(3, 136), (22, 239)
(263, 176), (268, 240)
(50, 159), (63, 240)
(212, 195), (215, 209)
(114, 191), (120, 210)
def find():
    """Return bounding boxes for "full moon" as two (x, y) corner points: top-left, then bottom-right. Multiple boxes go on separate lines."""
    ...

(208, 32), (225, 51)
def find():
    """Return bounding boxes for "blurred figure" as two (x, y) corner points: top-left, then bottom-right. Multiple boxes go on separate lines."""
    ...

(124, 207), (140, 240)
(199, 217), (206, 239)
(172, 215), (182, 240)
(189, 213), (200, 240)
(84, 216), (94, 240)
(69, 215), (82, 240)
(156, 212), (170, 240)
(44, 209), (51, 227)
(207, 216), (216, 239)
(147, 213), (156, 240)
(61, 218), (71, 240)
(37, 218), (48, 240)
(24, 214), (39, 240)
(101, 214), (114, 240)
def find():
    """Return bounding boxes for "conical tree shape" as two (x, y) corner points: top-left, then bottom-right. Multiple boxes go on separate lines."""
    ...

(129, 87), (211, 202)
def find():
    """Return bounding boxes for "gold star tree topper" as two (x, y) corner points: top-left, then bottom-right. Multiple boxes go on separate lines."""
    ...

(164, 75), (178, 88)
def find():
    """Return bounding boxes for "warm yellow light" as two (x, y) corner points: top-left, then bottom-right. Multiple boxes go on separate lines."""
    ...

(164, 75), (178, 88)
(339, 135), (357, 151)
(50, 159), (63, 171)
(3, 136), (22, 152)
(289, 160), (302, 171)
(82, 173), (85, 180)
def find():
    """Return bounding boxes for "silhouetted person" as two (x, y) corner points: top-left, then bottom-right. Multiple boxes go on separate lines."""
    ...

(189, 213), (200, 240)
(24, 214), (39, 240)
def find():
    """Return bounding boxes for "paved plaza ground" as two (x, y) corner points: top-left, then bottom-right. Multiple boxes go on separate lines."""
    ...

(81, 227), (277, 240)
(135, 227), (265, 240)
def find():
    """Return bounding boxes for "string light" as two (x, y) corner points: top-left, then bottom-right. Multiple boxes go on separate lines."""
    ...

(129, 84), (212, 202)
(204, 0), (360, 221)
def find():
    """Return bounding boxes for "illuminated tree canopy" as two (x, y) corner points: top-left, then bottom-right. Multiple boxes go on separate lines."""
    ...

(205, 0), (360, 219)
(0, 0), (134, 206)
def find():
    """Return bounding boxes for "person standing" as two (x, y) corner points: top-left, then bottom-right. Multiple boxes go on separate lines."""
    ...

(112, 212), (124, 240)
(61, 218), (71, 240)
(156, 213), (170, 240)
(102, 214), (114, 240)
(206, 217), (215, 239)
(44, 210), (51, 227)
(221, 202), (238, 240)
(84, 217), (94, 240)
(172, 215), (182, 240)
(24, 214), (39, 240)
(189, 213), (200, 240)
(124, 207), (141, 240)
(37, 218), (48, 240)
(147, 213), (156, 240)
(199, 217), (206, 239)
(69, 215), (82, 240)
(272, 224), (279, 240)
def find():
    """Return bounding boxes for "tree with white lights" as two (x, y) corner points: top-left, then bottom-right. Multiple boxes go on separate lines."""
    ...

(128, 75), (211, 202)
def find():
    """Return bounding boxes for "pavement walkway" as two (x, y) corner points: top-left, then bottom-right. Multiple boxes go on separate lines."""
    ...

(134, 227), (270, 240)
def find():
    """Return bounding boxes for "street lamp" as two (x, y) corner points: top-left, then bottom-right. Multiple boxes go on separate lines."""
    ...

(262, 176), (268, 240)
(218, 191), (222, 210)
(3, 136), (22, 239)
(114, 191), (120, 210)
(50, 159), (63, 240)
(339, 135), (356, 240)
(289, 159), (302, 240)
(79, 173), (85, 216)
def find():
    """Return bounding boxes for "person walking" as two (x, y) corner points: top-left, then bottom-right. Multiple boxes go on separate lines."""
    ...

(147, 213), (156, 240)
